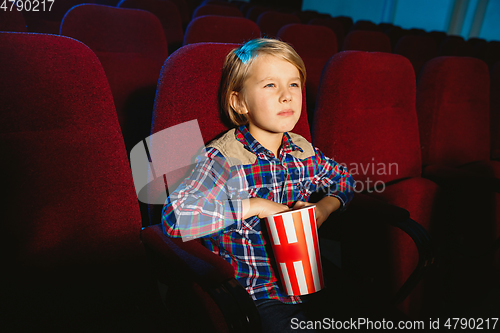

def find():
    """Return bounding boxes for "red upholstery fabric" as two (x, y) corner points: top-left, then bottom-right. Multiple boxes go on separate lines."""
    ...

(192, 4), (242, 18)
(438, 35), (474, 57)
(277, 24), (337, 125)
(309, 17), (345, 52)
(416, 57), (490, 167)
(256, 11), (300, 38)
(23, 0), (91, 33)
(314, 51), (421, 188)
(492, 62), (500, 160)
(313, 51), (437, 317)
(342, 30), (391, 52)
(61, 4), (168, 152)
(0, 32), (164, 331)
(0, 9), (27, 32)
(183, 15), (260, 45)
(417, 57), (499, 271)
(394, 35), (438, 78)
(118, 0), (184, 53)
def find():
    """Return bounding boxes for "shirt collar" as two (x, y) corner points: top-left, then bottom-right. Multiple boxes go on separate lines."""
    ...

(235, 125), (304, 158)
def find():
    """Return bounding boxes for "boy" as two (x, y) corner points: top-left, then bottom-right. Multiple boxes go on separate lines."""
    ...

(163, 38), (354, 332)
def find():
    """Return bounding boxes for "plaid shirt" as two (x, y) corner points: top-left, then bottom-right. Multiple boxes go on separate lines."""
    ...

(162, 125), (354, 304)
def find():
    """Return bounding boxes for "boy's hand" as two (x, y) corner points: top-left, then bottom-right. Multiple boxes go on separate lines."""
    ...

(292, 197), (341, 228)
(242, 198), (290, 219)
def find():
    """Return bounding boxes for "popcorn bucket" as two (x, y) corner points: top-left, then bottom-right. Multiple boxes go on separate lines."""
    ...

(265, 205), (324, 296)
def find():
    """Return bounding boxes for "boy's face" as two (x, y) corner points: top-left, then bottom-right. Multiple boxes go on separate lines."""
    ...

(231, 54), (302, 136)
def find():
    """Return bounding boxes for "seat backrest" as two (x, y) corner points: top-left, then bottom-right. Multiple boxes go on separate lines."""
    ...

(148, 42), (310, 224)
(350, 19), (379, 32)
(183, 15), (260, 45)
(277, 23), (337, 123)
(313, 51), (421, 190)
(118, 0), (184, 53)
(309, 17), (345, 51)
(334, 15), (353, 34)
(256, 11), (300, 38)
(0, 9), (27, 32)
(394, 35), (438, 78)
(0, 32), (159, 330)
(416, 56), (490, 167)
(23, 0), (89, 33)
(169, 0), (191, 28)
(192, 4), (242, 18)
(342, 30), (391, 52)
(438, 35), (474, 57)
(61, 4), (168, 151)
(246, 5), (271, 22)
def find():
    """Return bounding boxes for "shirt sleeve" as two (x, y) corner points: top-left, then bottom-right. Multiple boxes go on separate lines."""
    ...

(162, 148), (248, 240)
(309, 147), (355, 210)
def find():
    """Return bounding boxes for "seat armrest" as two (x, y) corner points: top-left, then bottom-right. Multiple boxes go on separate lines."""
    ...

(141, 224), (234, 287)
(328, 193), (435, 305)
(141, 224), (262, 333)
(423, 164), (500, 193)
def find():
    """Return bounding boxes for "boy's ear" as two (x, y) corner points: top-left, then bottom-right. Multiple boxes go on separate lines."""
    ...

(229, 91), (248, 115)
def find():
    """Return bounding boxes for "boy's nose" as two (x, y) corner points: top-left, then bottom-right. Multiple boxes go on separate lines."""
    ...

(280, 89), (292, 103)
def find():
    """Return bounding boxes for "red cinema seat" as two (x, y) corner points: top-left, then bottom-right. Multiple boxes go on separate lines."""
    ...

(438, 35), (474, 57)
(0, 9), (27, 32)
(246, 5), (271, 22)
(169, 0), (191, 29)
(277, 23), (337, 127)
(417, 57), (500, 276)
(334, 15), (353, 34)
(183, 15), (260, 45)
(192, 4), (242, 18)
(394, 35), (438, 78)
(492, 62), (500, 161)
(313, 51), (439, 318)
(0, 32), (167, 332)
(350, 19), (379, 32)
(309, 17), (345, 52)
(23, 0), (90, 34)
(342, 30), (391, 52)
(118, 0), (184, 53)
(256, 11), (300, 39)
(61, 4), (169, 153)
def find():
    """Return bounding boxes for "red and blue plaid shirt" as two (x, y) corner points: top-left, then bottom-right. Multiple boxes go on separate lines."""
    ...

(162, 125), (354, 304)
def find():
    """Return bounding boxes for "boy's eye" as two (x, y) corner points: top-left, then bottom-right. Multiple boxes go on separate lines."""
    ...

(290, 83), (300, 87)
(264, 83), (275, 88)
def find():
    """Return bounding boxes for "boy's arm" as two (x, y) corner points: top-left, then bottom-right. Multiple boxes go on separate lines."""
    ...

(294, 146), (354, 227)
(292, 197), (340, 228)
(242, 197), (290, 220)
(162, 150), (247, 240)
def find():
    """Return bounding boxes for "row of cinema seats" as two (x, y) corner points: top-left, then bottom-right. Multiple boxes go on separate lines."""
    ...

(2, 1), (500, 153)
(2, 29), (500, 330)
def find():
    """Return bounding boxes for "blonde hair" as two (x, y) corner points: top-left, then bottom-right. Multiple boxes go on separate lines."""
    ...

(219, 38), (307, 126)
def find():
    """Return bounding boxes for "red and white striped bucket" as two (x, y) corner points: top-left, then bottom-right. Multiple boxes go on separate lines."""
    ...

(265, 205), (324, 296)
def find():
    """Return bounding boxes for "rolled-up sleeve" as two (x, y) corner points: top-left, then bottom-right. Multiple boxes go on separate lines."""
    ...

(310, 147), (355, 210)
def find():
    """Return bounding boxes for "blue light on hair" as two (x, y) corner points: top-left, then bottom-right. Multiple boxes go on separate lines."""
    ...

(234, 39), (267, 64)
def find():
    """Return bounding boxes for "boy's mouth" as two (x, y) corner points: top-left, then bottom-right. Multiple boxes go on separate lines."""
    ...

(277, 109), (294, 116)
